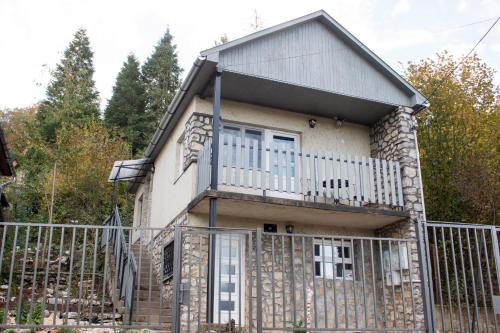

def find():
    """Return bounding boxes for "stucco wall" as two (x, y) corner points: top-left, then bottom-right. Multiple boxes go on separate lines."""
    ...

(139, 95), (374, 231)
(195, 97), (371, 157)
(147, 99), (200, 231)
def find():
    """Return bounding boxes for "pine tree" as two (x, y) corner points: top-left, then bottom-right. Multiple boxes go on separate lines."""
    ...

(105, 54), (149, 154)
(37, 28), (100, 142)
(142, 29), (182, 134)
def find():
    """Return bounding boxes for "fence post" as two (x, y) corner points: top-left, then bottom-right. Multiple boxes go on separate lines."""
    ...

(256, 228), (263, 333)
(416, 220), (436, 333)
(172, 225), (183, 333)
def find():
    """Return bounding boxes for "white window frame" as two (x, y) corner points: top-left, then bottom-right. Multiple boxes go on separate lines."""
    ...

(313, 240), (353, 280)
(223, 124), (265, 169)
(222, 123), (300, 171)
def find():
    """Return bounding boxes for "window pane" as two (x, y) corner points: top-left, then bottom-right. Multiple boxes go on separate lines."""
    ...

(314, 261), (321, 276)
(221, 282), (236, 293)
(272, 135), (295, 175)
(222, 264), (236, 275)
(219, 300), (235, 311)
(324, 263), (334, 278)
(245, 129), (262, 168)
(223, 126), (240, 165)
(314, 244), (321, 256)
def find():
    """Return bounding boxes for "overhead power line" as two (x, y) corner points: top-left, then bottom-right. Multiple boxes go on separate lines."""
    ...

(416, 16), (500, 111)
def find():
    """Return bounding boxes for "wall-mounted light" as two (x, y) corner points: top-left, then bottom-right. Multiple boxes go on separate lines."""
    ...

(334, 117), (344, 128)
(308, 119), (317, 128)
(285, 224), (294, 234)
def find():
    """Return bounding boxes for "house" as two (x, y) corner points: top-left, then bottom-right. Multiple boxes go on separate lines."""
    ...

(110, 10), (428, 333)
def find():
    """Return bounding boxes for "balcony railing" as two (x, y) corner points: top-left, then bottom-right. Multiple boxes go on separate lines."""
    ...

(197, 135), (405, 209)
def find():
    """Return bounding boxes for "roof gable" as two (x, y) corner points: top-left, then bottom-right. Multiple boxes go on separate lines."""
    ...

(202, 10), (426, 107)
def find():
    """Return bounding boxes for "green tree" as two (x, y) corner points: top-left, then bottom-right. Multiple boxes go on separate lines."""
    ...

(44, 122), (132, 225)
(37, 28), (100, 143)
(406, 52), (499, 224)
(142, 29), (182, 136)
(105, 54), (149, 155)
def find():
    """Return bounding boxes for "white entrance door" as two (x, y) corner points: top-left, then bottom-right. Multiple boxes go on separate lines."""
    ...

(214, 234), (245, 325)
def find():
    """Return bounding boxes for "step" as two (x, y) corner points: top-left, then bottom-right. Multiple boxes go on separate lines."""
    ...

(124, 314), (172, 324)
(130, 306), (172, 316)
(134, 300), (172, 310)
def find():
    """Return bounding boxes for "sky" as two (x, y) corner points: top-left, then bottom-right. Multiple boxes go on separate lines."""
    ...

(1, 0), (499, 110)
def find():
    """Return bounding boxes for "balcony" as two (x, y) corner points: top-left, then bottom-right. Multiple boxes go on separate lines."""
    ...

(194, 135), (407, 228)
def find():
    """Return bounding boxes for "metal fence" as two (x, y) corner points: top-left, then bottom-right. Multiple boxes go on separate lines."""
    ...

(0, 218), (169, 330)
(420, 221), (500, 333)
(172, 226), (423, 333)
(197, 134), (405, 209)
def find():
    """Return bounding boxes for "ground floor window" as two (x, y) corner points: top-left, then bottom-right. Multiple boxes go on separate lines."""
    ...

(163, 241), (174, 280)
(313, 240), (353, 280)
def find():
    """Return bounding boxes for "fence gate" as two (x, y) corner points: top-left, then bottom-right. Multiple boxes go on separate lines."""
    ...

(421, 221), (500, 333)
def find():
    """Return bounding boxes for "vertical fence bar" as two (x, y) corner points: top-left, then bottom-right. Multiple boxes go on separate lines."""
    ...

(370, 240), (377, 329)
(457, 228), (472, 332)
(3, 225), (18, 324)
(466, 228), (480, 333)
(449, 227), (464, 333)
(378, 239), (387, 328)
(16, 225), (30, 324)
(27, 227), (43, 324)
(77, 228), (88, 325)
(271, 235), (276, 328)
(256, 228), (263, 333)
(301, 236), (307, 329)
(53, 227), (66, 325)
(171, 225), (182, 333)
(474, 229), (490, 331)
(481, 229), (499, 332)
(281, 235), (286, 329)
(88, 228), (99, 323)
(360, 239), (368, 328)
(351, 239), (359, 329)
(0, 225), (8, 276)
(440, 227), (455, 333)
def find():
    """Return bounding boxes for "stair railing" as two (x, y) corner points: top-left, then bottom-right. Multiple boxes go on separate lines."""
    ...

(104, 206), (138, 324)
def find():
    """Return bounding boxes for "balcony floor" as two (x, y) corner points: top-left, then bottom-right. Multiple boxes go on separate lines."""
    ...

(188, 190), (410, 229)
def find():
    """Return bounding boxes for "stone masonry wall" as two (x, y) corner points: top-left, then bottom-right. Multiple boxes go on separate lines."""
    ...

(147, 210), (188, 311)
(370, 106), (424, 220)
(370, 106), (426, 329)
(182, 113), (213, 169)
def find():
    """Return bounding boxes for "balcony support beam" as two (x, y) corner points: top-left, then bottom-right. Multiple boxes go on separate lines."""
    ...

(207, 69), (222, 324)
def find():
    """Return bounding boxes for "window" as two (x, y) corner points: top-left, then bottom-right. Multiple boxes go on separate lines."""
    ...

(313, 241), (353, 280)
(136, 194), (144, 227)
(163, 241), (174, 280)
(272, 134), (296, 176)
(223, 125), (263, 168)
(177, 135), (185, 176)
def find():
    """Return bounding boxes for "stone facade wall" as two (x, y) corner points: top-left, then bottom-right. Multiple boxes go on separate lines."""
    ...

(147, 210), (188, 309)
(370, 106), (426, 329)
(369, 106), (424, 220)
(182, 112), (213, 169)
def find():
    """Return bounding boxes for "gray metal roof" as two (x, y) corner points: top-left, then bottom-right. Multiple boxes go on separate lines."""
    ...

(202, 10), (427, 106)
